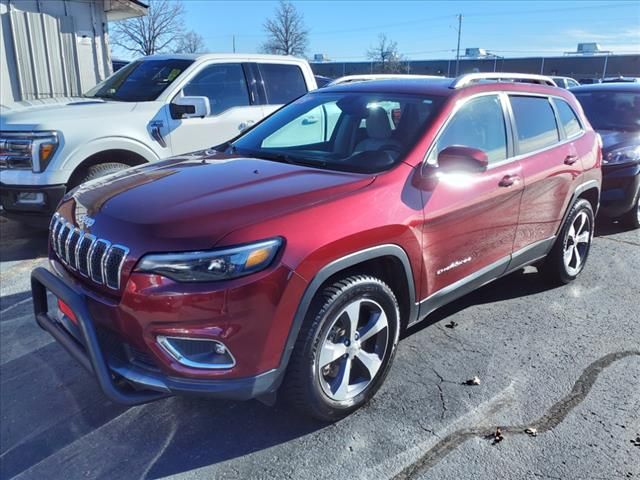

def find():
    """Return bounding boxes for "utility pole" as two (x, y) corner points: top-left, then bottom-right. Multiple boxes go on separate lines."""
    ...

(232, 35), (236, 53)
(455, 14), (462, 77)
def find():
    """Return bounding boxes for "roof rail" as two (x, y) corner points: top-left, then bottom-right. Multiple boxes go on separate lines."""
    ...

(450, 73), (557, 89)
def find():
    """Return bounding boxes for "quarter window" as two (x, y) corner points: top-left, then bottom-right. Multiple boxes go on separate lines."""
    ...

(182, 63), (250, 115)
(431, 95), (508, 164)
(258, 63), (307, 105)
(555, 99), (582, 138)
(510, 96), (560, 155)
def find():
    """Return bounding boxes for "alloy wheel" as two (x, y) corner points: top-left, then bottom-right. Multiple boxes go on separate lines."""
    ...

(563, 210), (592, 276)
(317, 299), (389, 402)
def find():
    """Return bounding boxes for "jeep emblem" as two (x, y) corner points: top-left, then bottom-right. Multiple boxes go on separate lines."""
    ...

(79, 214), (95, 228)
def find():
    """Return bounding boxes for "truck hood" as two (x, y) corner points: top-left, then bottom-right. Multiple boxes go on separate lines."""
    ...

(63, 151), (374, 254)
(0, 99), (140, 130)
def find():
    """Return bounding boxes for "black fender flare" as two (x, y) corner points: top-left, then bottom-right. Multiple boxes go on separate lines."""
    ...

(274, 244), (418, 385)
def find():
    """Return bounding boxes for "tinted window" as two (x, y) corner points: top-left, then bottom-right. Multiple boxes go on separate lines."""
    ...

(84, 59), (193, 102)
(259, 63), (307, 104)
(566, 79), (580, 88)
(431, 95), (507, 164)
(183, 63), (250, 115)
(510, 96), (559, 154)
(574, 91), (640, 131)
(555, 99), (582, 137)
(232, 92), (443, 173)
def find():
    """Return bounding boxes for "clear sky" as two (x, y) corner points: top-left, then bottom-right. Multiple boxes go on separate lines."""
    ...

(116, 0), (640, 61)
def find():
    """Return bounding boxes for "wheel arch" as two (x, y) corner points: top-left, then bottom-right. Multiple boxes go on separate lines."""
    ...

(277, 244), (418, 375)
(67, 149), (151, 188)
(557, 180), (600, 236)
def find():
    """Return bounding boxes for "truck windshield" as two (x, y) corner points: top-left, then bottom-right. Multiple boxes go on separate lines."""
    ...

(84, 59), (193, 102)
(231, 91), (444, 174)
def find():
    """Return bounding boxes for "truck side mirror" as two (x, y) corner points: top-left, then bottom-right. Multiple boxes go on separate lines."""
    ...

(170, 96), (211, 119)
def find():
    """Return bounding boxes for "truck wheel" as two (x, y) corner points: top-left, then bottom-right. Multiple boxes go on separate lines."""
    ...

(620, 188), (640, 230)
(541, 198), (594, 284)
(74, 162), (129, 187)
(282, 275), (400, 422)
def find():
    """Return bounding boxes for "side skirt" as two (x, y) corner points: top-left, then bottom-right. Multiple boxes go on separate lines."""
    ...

(411, 236), (555, 326)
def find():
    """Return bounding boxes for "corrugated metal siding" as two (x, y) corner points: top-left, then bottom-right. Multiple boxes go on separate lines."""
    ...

(8, 8), (82, 100)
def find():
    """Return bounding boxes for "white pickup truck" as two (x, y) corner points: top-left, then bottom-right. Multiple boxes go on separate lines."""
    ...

(0, 53), (317, 225)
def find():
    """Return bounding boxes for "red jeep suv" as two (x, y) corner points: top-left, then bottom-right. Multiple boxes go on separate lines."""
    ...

(32, 73), (601, 421)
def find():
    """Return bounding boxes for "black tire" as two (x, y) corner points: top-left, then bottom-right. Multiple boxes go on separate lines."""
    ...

(620, 188), (640, 230)
(282, 275), (400, 421)
(541, 198), (595, 284)
(73, 162), (129, 187)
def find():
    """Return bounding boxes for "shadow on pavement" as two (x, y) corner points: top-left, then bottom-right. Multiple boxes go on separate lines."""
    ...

(0, 217), (48, 262)
(405, 266), (555, 338)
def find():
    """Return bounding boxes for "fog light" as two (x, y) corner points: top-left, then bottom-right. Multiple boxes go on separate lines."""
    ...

(16, 192), (45, 205)
(157, 335), (235, 369)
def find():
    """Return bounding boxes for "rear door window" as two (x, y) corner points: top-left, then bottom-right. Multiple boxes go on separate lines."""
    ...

(554, 99), (583, 138)
(510, 96), (560, 154)
(258, 63), (308, 105)
(182, 63), (250, 115)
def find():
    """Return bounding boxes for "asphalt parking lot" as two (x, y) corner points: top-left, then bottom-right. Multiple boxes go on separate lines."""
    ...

(0, 216), (638, 480)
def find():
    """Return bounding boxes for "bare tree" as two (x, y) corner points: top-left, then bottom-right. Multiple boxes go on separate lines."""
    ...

(174, 31), (206, 54)
(367, 34), (407, 73)
(261, 1), (308, 56)
(111, 0), (185, 56)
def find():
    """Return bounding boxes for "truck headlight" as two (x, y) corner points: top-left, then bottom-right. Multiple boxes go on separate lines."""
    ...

(135, 239), (283, 282)
(0, 131), (59, 172)
(604, 145), (640, 165)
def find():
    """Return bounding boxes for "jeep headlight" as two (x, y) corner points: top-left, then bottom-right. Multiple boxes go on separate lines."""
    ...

(135, 239), (283, 282)
(604, 145), (640, 165)
(0, 131), (59, 172)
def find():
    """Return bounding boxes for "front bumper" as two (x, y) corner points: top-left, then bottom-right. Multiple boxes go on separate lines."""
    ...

(31, 267), (283, 405)
(599, 162), (640, 218)
(1, 183), (66, 226)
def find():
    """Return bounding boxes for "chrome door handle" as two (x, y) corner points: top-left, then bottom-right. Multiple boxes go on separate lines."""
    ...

(499, 175), (520, 187)
(564, 155), (578, 165)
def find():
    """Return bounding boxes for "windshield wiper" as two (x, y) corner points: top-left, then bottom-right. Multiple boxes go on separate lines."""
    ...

(234, 148), (327, 168)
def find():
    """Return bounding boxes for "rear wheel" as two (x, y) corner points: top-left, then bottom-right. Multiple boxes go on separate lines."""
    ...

(620, 188), (640, 229)
(541, 198), (594, 284)
(282, 275), (400, 421)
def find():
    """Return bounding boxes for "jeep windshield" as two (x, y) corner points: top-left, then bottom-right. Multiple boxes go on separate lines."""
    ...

(84, 59), (193, 102)
(231, 92), (444, 174)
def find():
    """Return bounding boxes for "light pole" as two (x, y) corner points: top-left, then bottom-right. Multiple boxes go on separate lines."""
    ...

(455, 14), (463, 76)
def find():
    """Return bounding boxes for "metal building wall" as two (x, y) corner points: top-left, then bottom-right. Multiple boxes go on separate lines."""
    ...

(0, 0), (111, 106)
(311, 54), (640, 80)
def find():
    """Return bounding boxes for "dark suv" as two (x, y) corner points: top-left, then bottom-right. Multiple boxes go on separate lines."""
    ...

(571, 83), (639, 228)
(32, 73), (601, 421)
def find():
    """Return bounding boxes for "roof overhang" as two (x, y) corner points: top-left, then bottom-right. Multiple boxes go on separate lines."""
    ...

(104, 0), (148, 21)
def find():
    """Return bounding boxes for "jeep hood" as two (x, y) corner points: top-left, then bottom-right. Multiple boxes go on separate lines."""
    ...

(63, 151), (374, 254)
(0, 99), (143, 130)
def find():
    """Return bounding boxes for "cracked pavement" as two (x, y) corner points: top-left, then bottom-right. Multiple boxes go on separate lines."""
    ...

(1, 217), (638, 480)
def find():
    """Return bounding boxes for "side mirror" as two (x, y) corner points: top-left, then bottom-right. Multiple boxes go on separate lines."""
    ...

(170, 96), (210, 119)
(437, 146), (488, 173)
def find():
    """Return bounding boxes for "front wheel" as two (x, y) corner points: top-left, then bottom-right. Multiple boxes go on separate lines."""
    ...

(282, 275), (400, 421)
(541, 198), (595, 284)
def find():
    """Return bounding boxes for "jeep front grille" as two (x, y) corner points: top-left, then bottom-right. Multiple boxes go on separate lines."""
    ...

(50, 213), (129, 290)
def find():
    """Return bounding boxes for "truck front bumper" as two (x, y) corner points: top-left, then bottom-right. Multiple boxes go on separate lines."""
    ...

(1, 183), (66, 227)
(31, 267), (282, 406)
